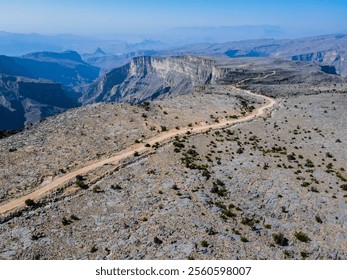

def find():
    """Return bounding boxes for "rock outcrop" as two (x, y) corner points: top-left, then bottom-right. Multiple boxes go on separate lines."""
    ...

(81, 56), (216, 104)
(0, 51), (100, 88)
(0, 75), (77, 130)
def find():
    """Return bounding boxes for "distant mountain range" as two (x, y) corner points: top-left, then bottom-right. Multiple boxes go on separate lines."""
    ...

(82, 48), (158, 72)
(1, 33), (347, 130)
(166, 34), (347, 76)
(0, 31), (167, 56)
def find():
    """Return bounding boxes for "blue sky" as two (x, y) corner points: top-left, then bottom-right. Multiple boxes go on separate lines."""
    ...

(0, 0), (346, 36)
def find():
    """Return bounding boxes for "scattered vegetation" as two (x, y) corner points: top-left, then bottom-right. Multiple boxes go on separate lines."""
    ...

(76, 175), (88, 189)
(90, 245), (98, 253)
(294, 231), (310, 243)
(25, 199), (35, 207)
(273, 233), (289, 246)
(154, 237), (163, 245)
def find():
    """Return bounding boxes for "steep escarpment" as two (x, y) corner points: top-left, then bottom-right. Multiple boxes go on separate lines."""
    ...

(0, 51), (100, 88)
(291, 50), (347, 76)
(0, 75), (77, 130)
(81, 56), (216, 104)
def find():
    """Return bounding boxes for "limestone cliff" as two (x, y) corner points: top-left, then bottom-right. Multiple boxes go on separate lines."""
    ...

(81, 56), (216, 104)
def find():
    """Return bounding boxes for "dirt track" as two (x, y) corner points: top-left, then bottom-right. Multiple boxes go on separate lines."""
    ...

(0, 73), (277, 215)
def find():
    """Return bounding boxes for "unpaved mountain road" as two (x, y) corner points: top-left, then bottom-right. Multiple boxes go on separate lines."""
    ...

(0, 72), (277, 215)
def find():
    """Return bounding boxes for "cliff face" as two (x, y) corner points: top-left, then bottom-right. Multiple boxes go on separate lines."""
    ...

(81, 56), (216, 104)
(0, 51), (100, 88)
(0, 75), (77, 130)
(291, 50), (347, 76)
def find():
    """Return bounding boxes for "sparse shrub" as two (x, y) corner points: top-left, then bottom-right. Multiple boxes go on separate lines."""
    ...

(134, 151), (140, 157)
(207, 227), (217, 235)
(216, 187), (227, 197)
(90, 245), (98, 253)
(154, 237), (163, 245)
(336, 172), (346, 182)
(273, 232), (289, 246)
(145, 143), (151, 147)
(326, 163), (333, 169)
(287, 154), (296, 161)
(326, 152), (333, 158)
(222, 209), (236, 218)
(62, 217), (71, 226)
(92, 185), (102, 193)
(70, 214), (80, 221)
(111, 184), (122, 190)
(201, 240), (208, 247)
(294, 231), (310, 242)
(232, 228), (241, 235)
(340, 184), (347, 191)
(202, 170), (211, 180)
(305, 159), (314, 168)
(25, 199), (35, 207)
(76, 175), (84, 181)
(241, 236), (249, 242)
(300, 251), (309, 259)
(315, 215), (323, 224)
(76, 175), (88, 189)
(241, 217), (255, 227)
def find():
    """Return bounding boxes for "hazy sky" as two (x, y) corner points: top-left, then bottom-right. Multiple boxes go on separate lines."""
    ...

(0, 0), (346, 36)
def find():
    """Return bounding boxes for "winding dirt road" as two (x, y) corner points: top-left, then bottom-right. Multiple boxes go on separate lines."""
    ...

(0, 72), (277, 215)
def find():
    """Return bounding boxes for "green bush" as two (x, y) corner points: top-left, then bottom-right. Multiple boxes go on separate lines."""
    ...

(241, 236), (249, 242)
(90, 245), (98, 253)
(62, 217), (71, 226)
(92, 185), (102, 193)
(25, 199), (35, 207)
(315, 215), (323, 224)
(294, 231), (310, 242)
(154, 237), (163, 245)
(273, 232), (288, 246)
(222, 209), (236, 218)
(76, 175), (88, 189)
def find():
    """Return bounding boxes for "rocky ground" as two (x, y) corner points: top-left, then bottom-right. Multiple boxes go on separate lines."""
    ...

(0, 87), (346, 259)
(0, 87), (261, 205)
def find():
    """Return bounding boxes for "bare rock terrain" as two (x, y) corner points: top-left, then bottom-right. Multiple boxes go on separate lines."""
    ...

(0, 57), (346, 260)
